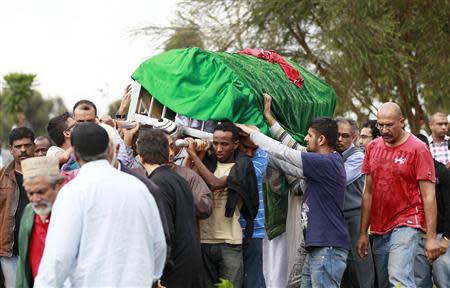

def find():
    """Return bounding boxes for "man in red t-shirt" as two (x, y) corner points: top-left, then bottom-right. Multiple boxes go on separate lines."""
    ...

(357, 102), (440, 288)
(15, 156), (64, 287)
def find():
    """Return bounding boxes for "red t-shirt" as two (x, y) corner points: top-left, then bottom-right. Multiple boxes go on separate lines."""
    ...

(29, 214), (50, 279)
(362, 134), (435, 235)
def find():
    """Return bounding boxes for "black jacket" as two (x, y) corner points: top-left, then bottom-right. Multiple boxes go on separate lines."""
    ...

(435, 160), (450, 238)
(204, 152), (259, 240)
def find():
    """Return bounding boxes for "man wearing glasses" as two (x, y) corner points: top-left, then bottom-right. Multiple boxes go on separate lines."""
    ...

(357, 102), (440, 287)
(358, 120), (380, 152)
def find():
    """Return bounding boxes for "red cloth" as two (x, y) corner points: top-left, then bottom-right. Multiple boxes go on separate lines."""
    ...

(29, 214), (50, 279)
(238, 48), (304, 88)
(362, 135), (436, 235)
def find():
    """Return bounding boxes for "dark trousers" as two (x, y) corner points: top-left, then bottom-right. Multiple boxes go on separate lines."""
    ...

(201, 243), (243, 288)
(243, 238), (266, 288)
(341, 213), (375, 288)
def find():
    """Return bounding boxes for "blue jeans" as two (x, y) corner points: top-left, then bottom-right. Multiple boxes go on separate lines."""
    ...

(243, 238), (265, 288)
(414, 234), (432, 288)
(300, 247), (348, 288)
(432, 234), (450, 288)
(372, 227), (420, 288)
(201, 243), (243, 288)
(415, 233), (450, 288)
(0, 256), (18, 288)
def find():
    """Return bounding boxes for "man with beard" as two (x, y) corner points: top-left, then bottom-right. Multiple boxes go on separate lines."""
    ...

(237, 117), (350, 288)
(34, 123), (166, 286)
(15, 156), (63, 288)
(0, 127), (35, 287)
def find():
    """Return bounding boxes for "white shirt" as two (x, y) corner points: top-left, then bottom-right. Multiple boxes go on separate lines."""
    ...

(35, 160), (166, 287)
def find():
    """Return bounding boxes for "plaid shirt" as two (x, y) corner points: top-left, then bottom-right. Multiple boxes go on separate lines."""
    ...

(428, 135), (450, 167)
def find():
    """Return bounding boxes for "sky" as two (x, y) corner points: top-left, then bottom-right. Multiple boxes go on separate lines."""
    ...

(0, 0), (176, 115)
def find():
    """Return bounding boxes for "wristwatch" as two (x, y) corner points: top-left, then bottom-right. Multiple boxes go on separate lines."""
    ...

(115, 113), (126, 119)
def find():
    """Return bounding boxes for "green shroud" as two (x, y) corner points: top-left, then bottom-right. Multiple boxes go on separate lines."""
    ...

(132, 48), (336, 142)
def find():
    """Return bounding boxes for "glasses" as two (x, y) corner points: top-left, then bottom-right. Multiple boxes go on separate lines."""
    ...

(338, 133), (352, 139)
(359, 135), (373, 140)
(64, 123), (77, 132)
(376, 123), (395, 130)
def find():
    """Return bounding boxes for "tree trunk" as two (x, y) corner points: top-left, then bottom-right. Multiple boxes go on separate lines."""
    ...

(17, 112), (26, 127)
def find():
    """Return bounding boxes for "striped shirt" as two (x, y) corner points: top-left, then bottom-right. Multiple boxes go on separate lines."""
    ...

(428, 135), (450, 167)
(240, 148), (268, 238)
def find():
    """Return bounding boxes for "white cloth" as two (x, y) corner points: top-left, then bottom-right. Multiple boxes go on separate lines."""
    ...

(34, 160), (166, 287)
(46, 146), (65, 158)
(263, 232), (288, 288)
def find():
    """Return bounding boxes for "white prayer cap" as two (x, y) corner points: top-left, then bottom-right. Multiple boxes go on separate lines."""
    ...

(21, 156), (60, 181)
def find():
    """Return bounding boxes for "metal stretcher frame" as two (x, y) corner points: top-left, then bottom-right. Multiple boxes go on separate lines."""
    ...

(126, 82), (213, 140)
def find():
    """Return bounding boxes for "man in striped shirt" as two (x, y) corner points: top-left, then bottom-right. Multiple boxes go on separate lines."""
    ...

(428, 112), (449, 168)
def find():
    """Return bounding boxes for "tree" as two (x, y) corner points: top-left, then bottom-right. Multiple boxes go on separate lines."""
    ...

(107, 99), (121, 117)
(2, 73), (36, 127)
(138, 0), (450, 132)
(164, 23), (205, 50)
(0, 73), (68, 142)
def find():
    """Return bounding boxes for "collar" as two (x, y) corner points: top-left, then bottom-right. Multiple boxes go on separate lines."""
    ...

(78, 159), (111, 176)
(341, 144), (355, 158)
(428, 134), (449, 144)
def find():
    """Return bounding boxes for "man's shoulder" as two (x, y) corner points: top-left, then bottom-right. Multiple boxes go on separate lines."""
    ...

(0, 161), (15, 182)
(122, 165), (159, 192)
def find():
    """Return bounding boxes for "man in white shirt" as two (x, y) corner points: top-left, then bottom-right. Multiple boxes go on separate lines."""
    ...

(34, 122), (166, 287)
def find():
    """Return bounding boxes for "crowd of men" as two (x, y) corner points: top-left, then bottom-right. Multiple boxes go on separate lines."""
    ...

(0, 88), (449, 288)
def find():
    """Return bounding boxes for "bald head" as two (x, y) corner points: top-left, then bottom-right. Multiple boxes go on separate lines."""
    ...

(377, 102), (403, 120)
(376, 102), (406, 146)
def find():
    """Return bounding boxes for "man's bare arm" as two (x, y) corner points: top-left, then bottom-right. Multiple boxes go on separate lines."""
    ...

(420, 180), (440, 262)
(186, 140), (227, 191)
(357, 174), (372, 258)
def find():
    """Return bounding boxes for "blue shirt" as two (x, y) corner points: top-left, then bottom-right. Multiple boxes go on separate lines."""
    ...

(240, 148), (268, 238)
(341, 144), (364, 185)
(301, 152), (350, 249)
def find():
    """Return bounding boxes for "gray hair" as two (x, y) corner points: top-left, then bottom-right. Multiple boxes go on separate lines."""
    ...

(335, 117), (359, 134)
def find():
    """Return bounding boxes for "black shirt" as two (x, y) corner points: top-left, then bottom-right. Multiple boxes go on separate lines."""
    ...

(435, 160), (450, 238)
(148, 165), (206, 288)
(13, 172), (29, 255)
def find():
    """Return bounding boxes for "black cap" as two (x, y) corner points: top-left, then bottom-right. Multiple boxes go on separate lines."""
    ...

(71, 123), (109, 157)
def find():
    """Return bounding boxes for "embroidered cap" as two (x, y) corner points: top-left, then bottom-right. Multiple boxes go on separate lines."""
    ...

(22, 156), (60, 181)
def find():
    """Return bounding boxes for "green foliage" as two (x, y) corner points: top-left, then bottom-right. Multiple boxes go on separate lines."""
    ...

(2, 73), (36, 126)
(0, 72), (68, 142)
(164, 23), (205, 51)
(107, 99), (122, 117)
(215, 279), (234, 288)
(141, 0), (450, 132)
